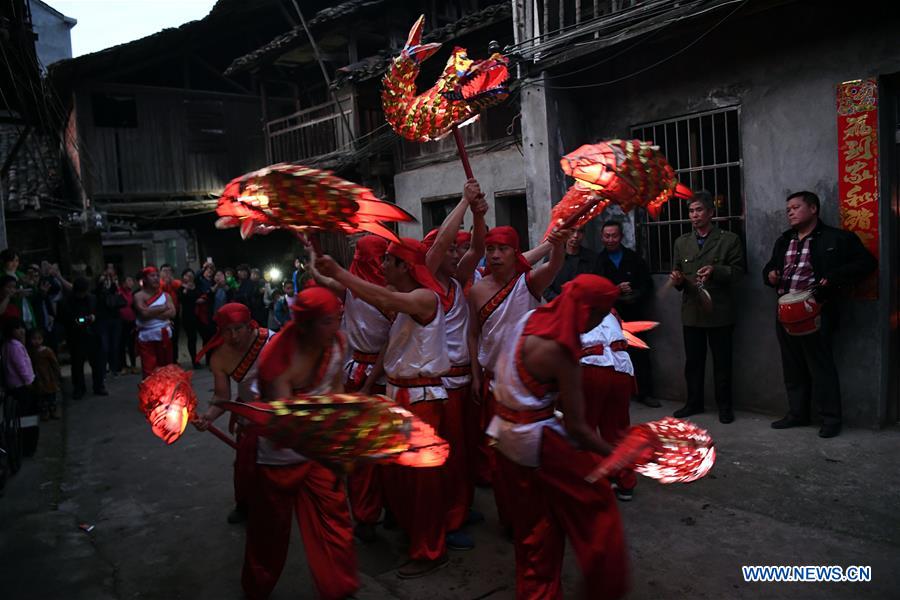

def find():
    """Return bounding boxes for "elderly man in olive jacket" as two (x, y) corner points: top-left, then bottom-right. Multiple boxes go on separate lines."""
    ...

(669, 191), (744, 423)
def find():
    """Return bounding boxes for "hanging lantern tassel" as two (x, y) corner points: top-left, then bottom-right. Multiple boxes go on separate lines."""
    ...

(586, 417), (716, 485)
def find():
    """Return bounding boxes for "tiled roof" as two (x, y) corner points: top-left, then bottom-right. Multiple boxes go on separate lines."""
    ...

(225, 0), (386, 76)
(0, 124), (63, 212)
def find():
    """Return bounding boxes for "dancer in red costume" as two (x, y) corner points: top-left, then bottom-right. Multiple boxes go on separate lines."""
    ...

(487, 274), (629, 600)
(422, 178), (488, 550)
(316, 239), (451, 579)
(580, 312), (638, 500)
(467, 226), (565, 527)
(309, 234), (392, 543)
(241, 288), (358, 600)
(133, 266), (175, 378)
(193, 303), (274, 524)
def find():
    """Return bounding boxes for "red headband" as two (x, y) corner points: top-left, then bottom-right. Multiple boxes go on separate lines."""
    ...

(484, 226), (530, 275)
(258, 287), (343, 384)
(523, 274), (620, 362)
(194, 303), (258, 363)
(421, 228), (439, 251)
(455, 231), (471, 247)
(387, 238), (451, 311)
(349, 235), (388, 286)
(141, 265), (159, 278)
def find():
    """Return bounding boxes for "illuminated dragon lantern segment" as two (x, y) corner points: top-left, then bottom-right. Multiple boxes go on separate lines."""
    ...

(138, 365), (199, 445)
(587, 417), (716, 485)
(215, 163), (415, 243)
(219, 394), (450, 472)
(382, 14), (511, 143)
(547, 139), (695, 235)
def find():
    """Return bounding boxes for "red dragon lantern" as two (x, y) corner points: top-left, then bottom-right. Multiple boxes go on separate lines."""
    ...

(219, 394), (449, 472)
(215, 163), (415, 243)
(548, 140), (694, 235)
(587, 417), (716, 485)
(382, 14), (510, 178)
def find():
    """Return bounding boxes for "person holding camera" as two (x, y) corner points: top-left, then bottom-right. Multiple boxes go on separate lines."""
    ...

(59, 277), (107, 399)
(96, 264), (126, 379)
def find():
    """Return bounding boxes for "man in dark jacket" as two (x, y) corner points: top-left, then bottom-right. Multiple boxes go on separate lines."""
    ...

(59, 277), (107, 399)
(596, 220), (659, 407)
(543, 228), (600, 301)
(764, 191), (876, 438)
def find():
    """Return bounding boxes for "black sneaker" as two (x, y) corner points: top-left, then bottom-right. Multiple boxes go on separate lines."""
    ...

(718, 408), (734, 424)
(771, 415), (809, 429)
(614, 487), (634, 502)
(93, 389), (109, 397)
(636, 396), (662, 408)
(397, 555), (449, 579)
(353, 522), (377, 543)
(818, 423), (841, 438)
(673, 405), (703, 418)
(227, 506), (247, 524)
(446, 529), (475, 551)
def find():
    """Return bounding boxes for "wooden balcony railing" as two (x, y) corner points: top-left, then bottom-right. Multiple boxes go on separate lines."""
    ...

(266, 99), (355, 163)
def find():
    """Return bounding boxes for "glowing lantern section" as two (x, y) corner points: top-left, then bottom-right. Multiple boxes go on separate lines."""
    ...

(138, 365), (198, 445)
(587, 417), (716, 485)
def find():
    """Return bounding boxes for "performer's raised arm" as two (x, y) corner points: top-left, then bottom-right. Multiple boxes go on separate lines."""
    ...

(456, 196), (487, 284)
(524, 228), (568, 298)
(306, 245), (347, 296)
(316, 253), (436, 323)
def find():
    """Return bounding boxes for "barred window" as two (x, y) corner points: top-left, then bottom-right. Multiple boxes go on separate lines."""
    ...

(631, 107), (744, 273)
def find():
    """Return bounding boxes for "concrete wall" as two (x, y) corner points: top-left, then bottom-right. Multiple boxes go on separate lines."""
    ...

(526, 4), (899, 426)
(394, 147), (526, 239)
(29, 0), (75, 70)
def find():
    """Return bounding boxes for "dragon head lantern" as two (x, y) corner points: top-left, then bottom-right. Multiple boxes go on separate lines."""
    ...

(138, 365), (198, 445)
(382, 14), (510, 143)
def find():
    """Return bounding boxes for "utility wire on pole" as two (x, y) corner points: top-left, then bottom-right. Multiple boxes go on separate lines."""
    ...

(287, 0), (355, 147)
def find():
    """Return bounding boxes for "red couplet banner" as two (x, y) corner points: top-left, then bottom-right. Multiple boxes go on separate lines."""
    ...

(836, 79), (879, 299)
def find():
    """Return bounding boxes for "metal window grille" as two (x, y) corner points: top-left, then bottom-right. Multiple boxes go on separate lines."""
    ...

(631, 106), (744, 273)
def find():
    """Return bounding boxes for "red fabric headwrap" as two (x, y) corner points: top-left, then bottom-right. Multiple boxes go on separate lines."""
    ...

(194, 303), (258, 363)
(141, 265), (158, 279)
(349, 235), (388, 286)
(523, 274), (620, 362)
(387, 238), (451, 312)
(484, 226), (530, 275)
(421, 228), (439, 251)
(455, 231), (471, 247)
(258, 287), (343, 385)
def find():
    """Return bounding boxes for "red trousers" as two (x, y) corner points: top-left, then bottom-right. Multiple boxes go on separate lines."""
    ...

(137, 334), (173, 379)
(233, 425), (257, 510)
(469, 373), (512, 528)
(242, 462), (358, 600)
(346, 380), (386, 525)
(496, 429), (629, 600)
(443, 385), (474, 531)
(381, 390), (447, 560)
(582, 366), (637, 490)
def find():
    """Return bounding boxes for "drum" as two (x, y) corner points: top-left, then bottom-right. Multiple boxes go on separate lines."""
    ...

(777, 289), (821, 336)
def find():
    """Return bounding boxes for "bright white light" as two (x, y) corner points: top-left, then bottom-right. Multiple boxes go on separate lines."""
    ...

(267, 268), (282, 282)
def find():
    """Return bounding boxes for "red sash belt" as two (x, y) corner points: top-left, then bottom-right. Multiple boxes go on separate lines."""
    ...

(351, 350), (380, 364)
(495, 403), (556, 425)
(581, 340), (629, 357)
(387, 375), (443, 388)
(445, 364), (471, 377)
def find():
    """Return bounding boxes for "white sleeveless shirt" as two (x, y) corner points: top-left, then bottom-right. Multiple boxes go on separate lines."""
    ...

(486, 311), (566, 467)
(477, 273), (540, 374)
(341, 289), (391, 383)
(135, 292), (172, 342)
(383, 292), (449, 403)
(256, 334), (347, 466)
(580, 314), (634, 376)
(442, 278), (471, 389)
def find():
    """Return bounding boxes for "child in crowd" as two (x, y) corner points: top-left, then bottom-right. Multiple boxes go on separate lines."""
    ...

(28, 328), (61, 420)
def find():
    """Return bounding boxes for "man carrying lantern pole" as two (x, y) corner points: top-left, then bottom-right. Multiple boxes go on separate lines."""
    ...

(315, 239), (452, 579)
(240, 287), (358, 600)
(134, 266), (176, 379)
(193, 303), (274, 525)
(421, 177), (488, 551)
(466, 225), (566, 527)
(487, 274), (629, 600)
(308, 234), (392, 543)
